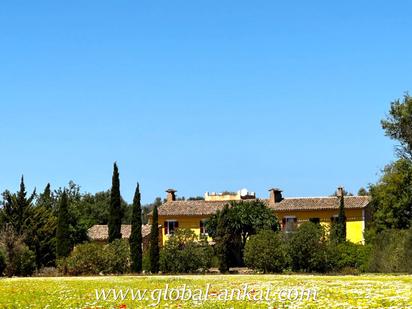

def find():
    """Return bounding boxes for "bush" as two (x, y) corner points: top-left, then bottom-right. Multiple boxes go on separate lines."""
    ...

(287, 222), (329, 273)
(15, 246), (36, 276)
(244, 230), (288, 273)
(0, 249), (6, 276)
(368, 228), (412, 273)
(66, 242), (106, 275)
(66, 239), (130, 275)
(142, 251), (151, 272)
(0, 226), (36, 276)
(326, 241), (371, 273)
(103, 239), (130, 274)
(160, 229), (213, 273)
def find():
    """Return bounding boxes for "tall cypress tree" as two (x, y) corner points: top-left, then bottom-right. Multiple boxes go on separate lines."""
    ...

(336, 192), (346, 243)
(56, 190), (71, 259)
(108, 162), (122, 243)
(130, 182), (143, 273)
(149, 205), (160, 273)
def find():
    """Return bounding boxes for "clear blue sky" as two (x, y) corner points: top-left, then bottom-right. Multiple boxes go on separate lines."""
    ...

(1, 1), (410, 203)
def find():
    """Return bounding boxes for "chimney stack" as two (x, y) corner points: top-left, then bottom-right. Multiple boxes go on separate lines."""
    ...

(166, 189), (177, 202)
(268, 188), (283, 204)
(337, 186), (344, 197)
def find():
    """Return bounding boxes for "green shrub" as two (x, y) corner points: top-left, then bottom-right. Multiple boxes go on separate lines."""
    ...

(160, 229), (213, 273)
(287, 222), (329, 273)
(0, 249), (6, 276)
(103, 239), (130, 274)
(66, 242), (106, 275)
(142, 251), (151, 272)
(244, 230), (288, 273)
(16, 246), (36, 276)
(66, 240), (130, 275)
(0, 225), (36, 276)
(368, 228), (412, 273)
(326, 241), (371, 273)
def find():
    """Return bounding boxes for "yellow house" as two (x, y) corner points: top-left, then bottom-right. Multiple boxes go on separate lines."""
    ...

(152, 187), (371, 245)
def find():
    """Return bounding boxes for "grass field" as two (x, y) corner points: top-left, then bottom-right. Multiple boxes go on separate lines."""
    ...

(0, 274), (411, 308)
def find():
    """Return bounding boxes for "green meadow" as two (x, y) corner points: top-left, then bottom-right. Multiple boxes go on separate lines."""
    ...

(0, 274), (411, 308)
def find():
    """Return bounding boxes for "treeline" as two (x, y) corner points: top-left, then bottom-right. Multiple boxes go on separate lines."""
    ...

(0, 167), (161, 276)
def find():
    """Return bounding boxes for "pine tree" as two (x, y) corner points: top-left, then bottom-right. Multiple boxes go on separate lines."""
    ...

(149, 205), (160, 273)
(215, 205), (232, 273)
(1, 176), (36, 235)
(108, 162), (122, 243)
(56, 190), (71, 259)
(30, 184), (57, 267)
(130, 182), (143, 273)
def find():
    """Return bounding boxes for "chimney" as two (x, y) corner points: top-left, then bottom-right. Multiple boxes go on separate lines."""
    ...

(268, 188), (283, 204)
(337, 186), (344, 197)
(166, 189), (177, 202)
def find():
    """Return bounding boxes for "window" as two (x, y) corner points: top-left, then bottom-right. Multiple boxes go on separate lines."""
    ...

(309, 217), (320, 224)
(282, 216), (297, 232)
(164, 220), (178, 235)
(331, 215), (339, 223)
(200, 219), (208, 235)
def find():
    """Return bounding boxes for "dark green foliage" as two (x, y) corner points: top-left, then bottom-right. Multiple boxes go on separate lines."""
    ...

(0, 176), (36, 235)
(326, 241), (371, 273)
(288, 222), (329, 273)
(213, 204), (232, 273)
(108, 163), (123, 243)
(56, 190), (71, 259)
(65, 239), (130, 275)
(29, 184), (57, 268)
(369, 159), (412, 232)
(244, 230), (288, 273)
(160, 229), (213, 273)
(130, 183), (143, 273)
(207, 200), (279, 270)
(149, 205), (160, 273)
(0, 248), (5, 276)
(331, 195), (346, 243)
(381, 93), (412, 159)
(368, 228), (412, 273)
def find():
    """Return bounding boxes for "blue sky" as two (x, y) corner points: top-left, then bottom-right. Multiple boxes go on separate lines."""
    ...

(0, 1), (410, 203)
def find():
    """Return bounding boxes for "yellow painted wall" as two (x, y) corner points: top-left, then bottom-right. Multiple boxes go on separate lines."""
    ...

(157, 208), (366, 245)
(158, 216), (212, 245)
(275, 208), (365, 243)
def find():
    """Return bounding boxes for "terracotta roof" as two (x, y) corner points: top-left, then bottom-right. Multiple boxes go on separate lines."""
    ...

(155, 196), (371, 216)
(88, 224), (152, 241)
(269, 196), (371, 211)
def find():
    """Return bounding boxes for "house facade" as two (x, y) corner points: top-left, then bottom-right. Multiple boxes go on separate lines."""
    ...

(152, 187), (371, 244)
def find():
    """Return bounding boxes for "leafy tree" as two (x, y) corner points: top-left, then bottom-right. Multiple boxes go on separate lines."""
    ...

(130, 183), (143, 273)
(244, 230), (288, 273)
(381, 93), (412, 160)
(149, 205), (160, 273)
(56, 190), (71, 259)
(369, 159), (412, 232)
(207, 200), (279, 269)
(108, 163), (123, 242)
(288, 222), (329, 272)
(0, 176), (36, 235)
